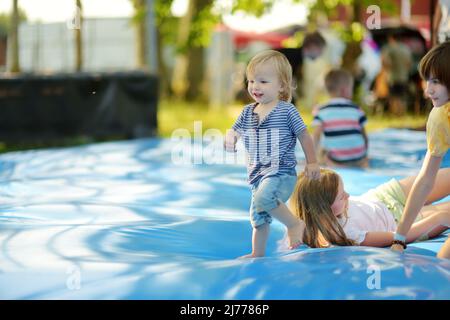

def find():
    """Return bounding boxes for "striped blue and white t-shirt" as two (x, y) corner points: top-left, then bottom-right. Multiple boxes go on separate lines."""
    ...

(312, 98), (367, 162)
(232, 100), (307, 185)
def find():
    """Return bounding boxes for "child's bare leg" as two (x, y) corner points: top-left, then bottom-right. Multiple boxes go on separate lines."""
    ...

(399, 168), (450, 205)
(437, 238), (450, 259)
(252, 223), (270, 257)
(420, 201), (450, 219)
(239, 223), (269, 258)
(270, 202), (305, 249)
(406, 210), (449, 243)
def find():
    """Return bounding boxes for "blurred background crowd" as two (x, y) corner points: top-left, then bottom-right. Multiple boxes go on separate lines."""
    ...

(0, 0), (448, 149)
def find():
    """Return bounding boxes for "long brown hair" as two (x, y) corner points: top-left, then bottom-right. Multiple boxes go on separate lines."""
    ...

(289, 168), (356, 248)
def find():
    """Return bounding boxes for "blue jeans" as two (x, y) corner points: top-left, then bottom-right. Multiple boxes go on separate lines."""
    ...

(250, 172), (297, 228)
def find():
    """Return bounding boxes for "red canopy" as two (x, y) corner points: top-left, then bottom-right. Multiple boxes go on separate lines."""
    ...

(217, 24), (290, 50)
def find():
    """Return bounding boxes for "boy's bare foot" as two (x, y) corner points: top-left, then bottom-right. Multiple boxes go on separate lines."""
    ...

(287, 220), (305, 249)
(238, 253), (263, 259)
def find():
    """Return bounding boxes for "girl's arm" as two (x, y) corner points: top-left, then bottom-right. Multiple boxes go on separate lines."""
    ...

(360, 232), (394, 247)
(298, 130), (320, 179)
(362, 209), (448, 247)
(395, 152), (443, 238)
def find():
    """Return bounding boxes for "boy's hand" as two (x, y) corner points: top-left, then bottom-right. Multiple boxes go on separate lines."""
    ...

(224, 131), (237, 152)
(304, 163), (320, 180)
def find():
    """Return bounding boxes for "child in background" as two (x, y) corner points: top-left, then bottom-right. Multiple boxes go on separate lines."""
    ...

(224, 50), (320, 258)
(312, 69), (369, 167)
(290, 168), (450, 250)
(391, 41), (450, 259)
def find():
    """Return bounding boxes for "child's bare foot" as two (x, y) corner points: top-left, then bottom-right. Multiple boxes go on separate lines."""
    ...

(238, 253), (264, 259)
(287, 220), (305, 249)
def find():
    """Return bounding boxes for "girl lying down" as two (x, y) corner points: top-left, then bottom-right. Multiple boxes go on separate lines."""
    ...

(290, 168), (449, 256)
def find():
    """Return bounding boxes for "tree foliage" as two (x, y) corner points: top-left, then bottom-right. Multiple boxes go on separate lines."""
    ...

(307, 0), (398, 42)
(130, 0), (280, 51)
(229, 0), (275, 17)
(0, 7), (27, 37)
(308, 0), (398, 22)
(131, 0), (400, 101)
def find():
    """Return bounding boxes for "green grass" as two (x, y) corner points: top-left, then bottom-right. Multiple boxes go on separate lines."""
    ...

(364, 114), (427, 132)
(157, 100), (241, 137)
(0, 99), (428, 153)
(158, 99), (428, 137)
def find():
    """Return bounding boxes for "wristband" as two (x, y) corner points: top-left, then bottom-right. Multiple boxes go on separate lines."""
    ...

(394, 233), (406, 242)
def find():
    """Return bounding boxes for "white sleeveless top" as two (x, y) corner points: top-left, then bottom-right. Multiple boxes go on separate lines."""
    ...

(337, 196), (397, 244)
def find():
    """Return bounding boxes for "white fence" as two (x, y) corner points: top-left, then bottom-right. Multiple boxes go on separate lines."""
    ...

(7, 17), (137, 72)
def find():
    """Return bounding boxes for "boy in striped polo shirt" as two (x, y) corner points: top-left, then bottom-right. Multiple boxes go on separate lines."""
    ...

(312, 69), (369, 167)
(224, 50), (320, 258)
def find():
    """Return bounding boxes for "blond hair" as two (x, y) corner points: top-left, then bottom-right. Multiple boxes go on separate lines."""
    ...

(324, 69), (353, 95)
(246, 50), (294, 102)
(289, 168), (356, 248)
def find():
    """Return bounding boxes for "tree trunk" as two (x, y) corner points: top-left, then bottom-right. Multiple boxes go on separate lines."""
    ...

(171, 0), (212, 101)
(185, 46), (205, 101)
(352, 0), (362, 23)
(75, 0), (83, 71)
(132, 0), (168, 97)
(156, 29), (172, 98)
(10, 0), (20, 73)
(171, 0), (193, 99)
(134, 0), (146, 68)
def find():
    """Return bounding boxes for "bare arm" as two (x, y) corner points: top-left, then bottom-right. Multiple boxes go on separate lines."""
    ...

(312, 125), (323, 159)
(298, 129), (320, 179)
(224, 129), (241, 152)
(298, 129), (319, 165)
(361, 210), (448, 247)
(395, 152), (443, 237)
(360, 232), (394, 247)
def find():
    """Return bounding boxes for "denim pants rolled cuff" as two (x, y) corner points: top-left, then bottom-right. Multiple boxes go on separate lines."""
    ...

(255, 198), (282, 214)
(251, 212), (273, 228)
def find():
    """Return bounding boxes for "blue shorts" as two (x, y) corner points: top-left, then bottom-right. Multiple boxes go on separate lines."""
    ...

(250, 173), (297, 228)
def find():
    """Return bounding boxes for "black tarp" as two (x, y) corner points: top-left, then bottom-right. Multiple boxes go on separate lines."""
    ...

(0, 71), (158, 142)
(370, 26), (428, 53)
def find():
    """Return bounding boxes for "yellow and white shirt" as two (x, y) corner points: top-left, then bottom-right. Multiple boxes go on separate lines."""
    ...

(426, 101), (450, 157)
